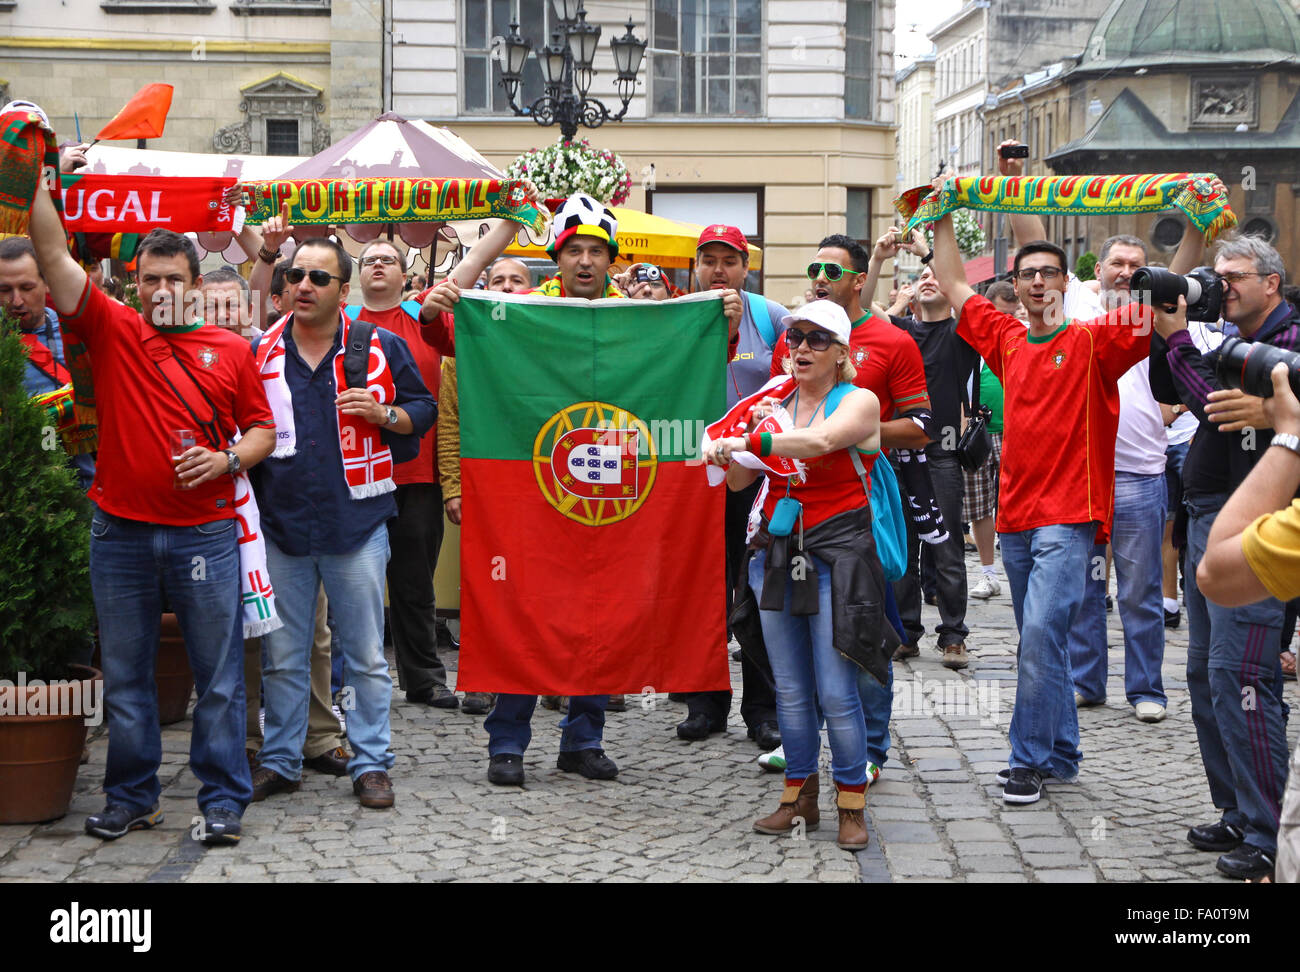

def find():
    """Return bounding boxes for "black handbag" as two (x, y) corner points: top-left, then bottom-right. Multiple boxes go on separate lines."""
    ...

(956, 363), (994, 472)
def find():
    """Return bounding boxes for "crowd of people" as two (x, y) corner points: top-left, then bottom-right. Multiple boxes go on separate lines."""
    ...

(5, 113), (1298, 878)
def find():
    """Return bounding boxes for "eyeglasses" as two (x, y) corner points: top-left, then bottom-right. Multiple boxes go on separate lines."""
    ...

(1014, 266), (1064, 281)
(786, 327), (835, 351)
(1220, 271), (1269, 284)
(285, 267), (344, 287)
(360, 255), (399, 267)
(806, 262), (853, 282)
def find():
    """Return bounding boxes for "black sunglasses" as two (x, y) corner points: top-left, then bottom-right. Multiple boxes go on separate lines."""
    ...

(285, 267), (344, 287)
(786, 327), (834, 351)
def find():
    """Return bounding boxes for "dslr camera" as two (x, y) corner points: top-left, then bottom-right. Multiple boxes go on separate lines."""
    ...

(1130, 266), (1224, 323)
(1217, 337), (1300, 399)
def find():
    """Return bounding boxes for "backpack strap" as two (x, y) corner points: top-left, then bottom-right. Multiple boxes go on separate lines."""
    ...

(744, 291), (776, 350)
(343, 319), (377, 390)
(822, 380), (855, 418)
(344, 304), (361, 321)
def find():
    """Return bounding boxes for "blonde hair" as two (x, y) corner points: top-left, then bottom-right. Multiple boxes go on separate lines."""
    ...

(781, 347), (857, 383)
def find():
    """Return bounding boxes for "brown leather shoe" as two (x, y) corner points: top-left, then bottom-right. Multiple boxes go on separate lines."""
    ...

(892, 641), (920, 661)
(835, 785), (869, 850)
(941, 643), (970, 670)
(250, 766), (300, 802)
(753, 773), (819, 835)
(353, 770), (395, 809)
(303, 746), (351, 777)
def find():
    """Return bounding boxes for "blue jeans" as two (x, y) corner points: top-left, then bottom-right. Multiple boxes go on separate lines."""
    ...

(1164, 440), (1190, 521)
(750, 549), (868, 785)
(1185, 502), (1290, 854)
(485, 694), (609, 756)
(260, 526), (395, 782)
(1000, 522), (1094, 779)
(90, 509), (251, 815)
(1067, 473), (1168, 706)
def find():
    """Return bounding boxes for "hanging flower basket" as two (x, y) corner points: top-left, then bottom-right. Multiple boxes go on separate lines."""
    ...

(505, 137), (632, 207)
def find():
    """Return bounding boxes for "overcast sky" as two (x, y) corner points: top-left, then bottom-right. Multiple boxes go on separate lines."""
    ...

(894, 0), (962, 62)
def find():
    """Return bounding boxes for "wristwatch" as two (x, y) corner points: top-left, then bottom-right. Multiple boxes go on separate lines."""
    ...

(1270, 433), (1300, 457)
(223, 449), (241, 475)
(385, 406), (399, 426)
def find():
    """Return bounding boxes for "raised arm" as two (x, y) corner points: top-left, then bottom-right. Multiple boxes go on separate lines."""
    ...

(30, 182), (88, 315)
(996, 140), (1047, 246)
(448, 180), (540, 289)
(1168, 178), (1226, 274)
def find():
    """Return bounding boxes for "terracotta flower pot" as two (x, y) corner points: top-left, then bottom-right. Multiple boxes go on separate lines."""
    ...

(0, 664), (101, 824)
(156, 613), (194, 726)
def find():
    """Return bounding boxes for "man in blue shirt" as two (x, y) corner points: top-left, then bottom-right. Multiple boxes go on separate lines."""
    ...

(248, 237), (435, 810)
(0, 236), (96, 491)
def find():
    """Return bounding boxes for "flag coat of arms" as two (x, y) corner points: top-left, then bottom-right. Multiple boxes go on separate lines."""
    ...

(454, 290), (731, 695)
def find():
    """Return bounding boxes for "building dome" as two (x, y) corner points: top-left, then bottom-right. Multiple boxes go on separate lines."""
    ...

(1085, 0), (1300, 63)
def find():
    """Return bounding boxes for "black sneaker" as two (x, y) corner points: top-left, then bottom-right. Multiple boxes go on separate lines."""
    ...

(1215, 844), (1274, 880)
(200, 807), (242, 845)
(85, 804), (163, 840)
(1164, 608), (1181, 629)
(1003, 768), (1043, 805)
(1187, 820), (1245, 852)
(487, 753), (524, 786)
(1105, 594), (1114, 613)
(557, 748), (618, 780)
(997, 767), (1076, 786)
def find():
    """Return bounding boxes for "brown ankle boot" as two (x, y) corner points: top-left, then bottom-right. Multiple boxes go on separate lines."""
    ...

(835, 785), (869, 850)
(753, 773), (820, 834)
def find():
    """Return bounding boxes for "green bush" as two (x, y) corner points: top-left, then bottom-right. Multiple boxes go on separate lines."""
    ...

(1075, 250), (1098, 281)
(0, 312), (94, 679)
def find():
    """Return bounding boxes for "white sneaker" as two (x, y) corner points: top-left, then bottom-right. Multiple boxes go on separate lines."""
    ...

(1135, 701), (1167, 723)
(970, 575), (1001, 599)
(757, 745), (785, 773)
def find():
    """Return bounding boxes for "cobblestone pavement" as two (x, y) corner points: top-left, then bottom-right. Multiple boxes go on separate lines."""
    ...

(1, 553), (1296, 883)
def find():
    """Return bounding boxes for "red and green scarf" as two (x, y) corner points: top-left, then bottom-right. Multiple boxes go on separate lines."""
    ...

(529, 275), (624, 299)
(20, 328), (98, 456)
(0, 107), (59, 235)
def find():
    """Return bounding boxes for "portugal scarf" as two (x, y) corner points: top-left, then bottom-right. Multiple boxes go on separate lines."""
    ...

(233, 470), (281, 638)
(255, 311), (398, 500)
(530, 275), (624, 299)
(0, 107), (59, 235)
(20, 325), (98, 455)
(896, 173), (1237, 242)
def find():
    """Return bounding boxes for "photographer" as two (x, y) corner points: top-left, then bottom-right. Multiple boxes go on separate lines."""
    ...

(1148, 233), (1300, 880)
(1197, 361), (1300, 882)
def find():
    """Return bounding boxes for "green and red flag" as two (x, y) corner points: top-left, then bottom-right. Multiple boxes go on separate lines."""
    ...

(454, 290), (731, 696)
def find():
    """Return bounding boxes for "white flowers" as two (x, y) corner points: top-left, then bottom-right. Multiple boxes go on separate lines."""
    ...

(505, 137), (632, 206)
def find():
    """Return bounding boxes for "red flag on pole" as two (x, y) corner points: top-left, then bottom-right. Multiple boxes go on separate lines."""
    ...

(95, 84), (173, 142)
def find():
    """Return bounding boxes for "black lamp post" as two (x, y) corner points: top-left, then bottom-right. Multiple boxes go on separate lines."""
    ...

(500, 2), (647, 142)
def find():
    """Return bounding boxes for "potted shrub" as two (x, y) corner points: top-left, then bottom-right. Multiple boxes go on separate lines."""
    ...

(0, 312), (100, 823)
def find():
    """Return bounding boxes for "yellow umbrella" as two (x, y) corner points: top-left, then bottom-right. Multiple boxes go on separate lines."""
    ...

(499, 206), (763, 271)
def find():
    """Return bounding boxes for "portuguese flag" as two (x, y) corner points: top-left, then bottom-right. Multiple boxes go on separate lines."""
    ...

(454, 290), (731, 696)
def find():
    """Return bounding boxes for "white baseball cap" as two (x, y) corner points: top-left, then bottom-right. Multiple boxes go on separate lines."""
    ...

(781, 299), (852, 347)
(3, 100), (50, 128)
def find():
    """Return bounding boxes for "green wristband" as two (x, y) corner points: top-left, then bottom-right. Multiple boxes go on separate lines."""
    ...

(760, 432), (773, 457)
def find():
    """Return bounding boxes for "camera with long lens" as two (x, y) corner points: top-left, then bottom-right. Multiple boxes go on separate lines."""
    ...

(1216, 336), (1300, 399)
(1130, 266), (1224, 323)
(635, 264), (663, 284)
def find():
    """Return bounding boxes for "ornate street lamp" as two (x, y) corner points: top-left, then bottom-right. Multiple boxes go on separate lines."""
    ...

(497, 2), (647, 141)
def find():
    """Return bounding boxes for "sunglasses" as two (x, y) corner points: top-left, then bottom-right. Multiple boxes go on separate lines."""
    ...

(786, 327), (835, 351)
(285, 267), (344, 287)
(806, 262), (854, 282)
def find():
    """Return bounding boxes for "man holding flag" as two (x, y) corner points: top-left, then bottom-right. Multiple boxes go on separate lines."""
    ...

(421, 193), (741, 787)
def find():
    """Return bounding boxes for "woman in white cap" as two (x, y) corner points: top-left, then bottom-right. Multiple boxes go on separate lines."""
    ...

(708, 299), (886, 850)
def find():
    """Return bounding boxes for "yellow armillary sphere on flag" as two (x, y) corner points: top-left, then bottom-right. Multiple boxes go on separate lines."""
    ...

(533, 401), (658, 527)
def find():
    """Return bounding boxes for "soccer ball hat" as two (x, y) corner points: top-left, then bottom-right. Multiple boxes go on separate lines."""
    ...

(547, 193), (619, 260)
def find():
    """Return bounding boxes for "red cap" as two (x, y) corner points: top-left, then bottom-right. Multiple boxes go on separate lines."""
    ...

(696, 224), (749, 255)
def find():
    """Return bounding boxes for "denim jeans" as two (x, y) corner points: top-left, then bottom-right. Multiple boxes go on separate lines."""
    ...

(749, 549), (867, 785)
(894, 453), (970, 648)
(1000, 522), (1094, 779)
(260, 525), (395, 782)
(1185, 502), (1290, 854)
(90, 509), (251, 815)
(1067, 472), (1168, 706)
(485, 694), (609, 756)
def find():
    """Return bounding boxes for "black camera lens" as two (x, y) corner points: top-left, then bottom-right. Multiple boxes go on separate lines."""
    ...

(1217, 336), (1300, 399)
(1131, 266), (1224, 323)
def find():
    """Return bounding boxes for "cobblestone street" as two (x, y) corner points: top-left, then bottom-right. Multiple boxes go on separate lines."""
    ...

(2, 554), (1296, 883)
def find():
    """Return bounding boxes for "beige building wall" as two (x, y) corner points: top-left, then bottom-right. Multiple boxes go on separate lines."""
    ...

(894, 54), (934, 278)
(930, 2), (988, 181)
(394, 1), (900, 308)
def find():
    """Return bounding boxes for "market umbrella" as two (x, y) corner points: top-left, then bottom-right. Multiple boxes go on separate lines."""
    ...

(276, 111), (502, 253)
(482, 206), (764, 271)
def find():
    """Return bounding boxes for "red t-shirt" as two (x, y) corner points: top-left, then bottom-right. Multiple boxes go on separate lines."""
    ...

(350, 302), (439, 486)
(771, 309), (929, 428)
(60, 280), (274, 525)
(955, 294), (1151, 541)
